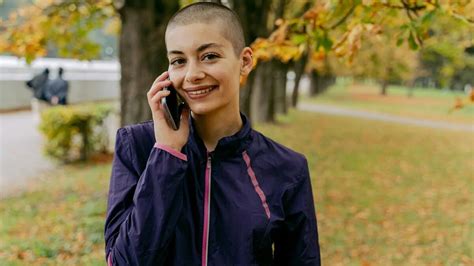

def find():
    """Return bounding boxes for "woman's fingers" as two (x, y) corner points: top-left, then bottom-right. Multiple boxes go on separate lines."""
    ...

(152, 71), (169, 87)
(149, 89), (170, 109)
(147, 71), (171, 99)
(147, 79), (171, 100)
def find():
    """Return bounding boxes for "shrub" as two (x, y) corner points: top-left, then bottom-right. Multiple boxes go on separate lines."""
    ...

(38, 103), (114, 162)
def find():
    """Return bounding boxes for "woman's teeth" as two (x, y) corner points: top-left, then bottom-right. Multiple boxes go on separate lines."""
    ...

(188, 87), (214, 95)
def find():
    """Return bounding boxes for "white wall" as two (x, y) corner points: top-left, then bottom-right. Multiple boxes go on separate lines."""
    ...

(0, 56), (120, 111)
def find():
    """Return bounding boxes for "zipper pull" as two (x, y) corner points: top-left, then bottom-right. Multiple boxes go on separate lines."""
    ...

(206, 156), (211, 169)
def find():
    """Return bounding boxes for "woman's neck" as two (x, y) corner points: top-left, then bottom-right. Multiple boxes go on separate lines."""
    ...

(193, 109), (243, 152)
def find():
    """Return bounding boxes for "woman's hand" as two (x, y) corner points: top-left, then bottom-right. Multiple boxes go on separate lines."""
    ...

(147, 71), (190, 152)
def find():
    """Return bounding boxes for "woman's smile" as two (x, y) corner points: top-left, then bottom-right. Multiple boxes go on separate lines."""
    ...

(183, 85), (218, 100)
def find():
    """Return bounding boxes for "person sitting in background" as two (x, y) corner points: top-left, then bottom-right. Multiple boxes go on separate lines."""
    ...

(45, 67), (69, 105)
(26, 68), (50, 102)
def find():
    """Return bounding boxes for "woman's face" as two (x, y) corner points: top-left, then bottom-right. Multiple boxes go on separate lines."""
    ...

(165, 22), (251, 116)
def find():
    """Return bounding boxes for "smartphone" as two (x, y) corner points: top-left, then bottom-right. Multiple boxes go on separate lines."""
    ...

(161, 83), (184, 130)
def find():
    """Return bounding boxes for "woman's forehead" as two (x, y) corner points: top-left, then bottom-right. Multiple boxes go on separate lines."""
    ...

(165, 23), (232, 52)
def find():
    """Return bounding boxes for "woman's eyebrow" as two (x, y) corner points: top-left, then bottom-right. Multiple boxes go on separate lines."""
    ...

(167, 43), (223, 56)
(168, 50), (183, 56)
(197, 43), (223, 52)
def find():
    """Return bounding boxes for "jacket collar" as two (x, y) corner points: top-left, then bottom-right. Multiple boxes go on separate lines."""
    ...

(188, 112), (252, 159)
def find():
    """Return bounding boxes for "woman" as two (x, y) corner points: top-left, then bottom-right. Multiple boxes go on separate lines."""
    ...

(105, 2), (321, 265)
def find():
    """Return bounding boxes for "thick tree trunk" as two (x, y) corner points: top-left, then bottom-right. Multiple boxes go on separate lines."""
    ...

(118, 1), (179, 126)
(251, 59), (289, 122)
(233, 0), (272, 121)
(251, 61), (273, 123)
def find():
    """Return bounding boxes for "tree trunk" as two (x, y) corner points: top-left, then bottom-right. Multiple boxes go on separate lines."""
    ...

(309, 71), (335, 96)
(274, 60), (289, 114)
(239, 70), (256, 117)
(291, 53), (308, 107)
(380, 79), (388, 95)
(252, 59), (290, 122)
(118, 1), (179, 126)
(233, 0), (273, 121)
(251, 61), (273, 123)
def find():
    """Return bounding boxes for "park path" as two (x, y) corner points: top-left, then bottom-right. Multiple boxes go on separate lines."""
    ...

(298, 103), (474, 132)
(0, 104), (472, 198)
(0, 111), (54, 198)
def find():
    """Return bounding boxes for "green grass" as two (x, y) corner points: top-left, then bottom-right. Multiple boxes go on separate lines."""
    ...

(257, 111), (474, 265)
(1, 111), (473, 265)
(0, 159), (111, 265)
(302, 81), (474, 124)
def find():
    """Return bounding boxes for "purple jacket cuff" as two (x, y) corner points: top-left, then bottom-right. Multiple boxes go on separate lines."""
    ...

(154, 143), (187, 161)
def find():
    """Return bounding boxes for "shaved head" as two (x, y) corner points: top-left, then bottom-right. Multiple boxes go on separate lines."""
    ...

(166, 2), (246, 56)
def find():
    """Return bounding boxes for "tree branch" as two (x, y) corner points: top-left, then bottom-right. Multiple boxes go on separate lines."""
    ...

(327, 4), (356, 30)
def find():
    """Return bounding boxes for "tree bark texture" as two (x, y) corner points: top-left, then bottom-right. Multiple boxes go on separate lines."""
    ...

(233, 0), (272, 120)
(309, 71), (335, 96)
(291, 52), (308, 107)
(274, 60), (289, 114)
(118, 0), (179, 126)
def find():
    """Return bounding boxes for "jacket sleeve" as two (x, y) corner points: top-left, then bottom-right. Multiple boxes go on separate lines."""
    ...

(273, 159), (321, 266)
(104, 128), (188, 265)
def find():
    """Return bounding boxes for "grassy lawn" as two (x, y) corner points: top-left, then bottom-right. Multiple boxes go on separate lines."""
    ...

(1, 110), (473, 265)
(302, 81), (474, 125)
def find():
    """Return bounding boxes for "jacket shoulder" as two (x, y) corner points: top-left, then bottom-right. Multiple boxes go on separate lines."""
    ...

(249, 130), (309, 184)
(116, 120), (155, 171)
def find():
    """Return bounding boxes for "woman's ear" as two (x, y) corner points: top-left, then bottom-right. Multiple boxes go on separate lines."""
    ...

(240, 47), (254, 76)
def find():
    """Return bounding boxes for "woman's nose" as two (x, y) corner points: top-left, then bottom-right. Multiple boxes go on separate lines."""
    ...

(185, 61), (205, 83)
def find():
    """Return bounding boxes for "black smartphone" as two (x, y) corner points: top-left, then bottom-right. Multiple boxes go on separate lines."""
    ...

(161, 83), (184, 130)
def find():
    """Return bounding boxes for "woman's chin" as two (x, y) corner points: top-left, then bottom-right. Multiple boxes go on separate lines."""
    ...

(189, 104), (214, 116)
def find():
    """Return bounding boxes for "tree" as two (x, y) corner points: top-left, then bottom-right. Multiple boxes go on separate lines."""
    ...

(115, 1), (179, 126)
(251, 0), (473, 105)
(0, 0), (179, 126)
(2, 0), (472, 124)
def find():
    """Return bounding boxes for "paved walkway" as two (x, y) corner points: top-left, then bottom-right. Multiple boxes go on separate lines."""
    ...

(0, 104), (472, 198)
(298, 103), (474, 132)
(0, 111), (54, 198)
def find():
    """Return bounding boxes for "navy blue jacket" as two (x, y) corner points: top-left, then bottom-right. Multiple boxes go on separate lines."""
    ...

(105, 114), (320, 265)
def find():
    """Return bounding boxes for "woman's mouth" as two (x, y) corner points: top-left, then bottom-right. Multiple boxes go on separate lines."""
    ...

(185, 86), (217, 99)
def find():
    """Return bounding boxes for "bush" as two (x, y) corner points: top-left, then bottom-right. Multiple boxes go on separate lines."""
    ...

(39, 103), (114, 162)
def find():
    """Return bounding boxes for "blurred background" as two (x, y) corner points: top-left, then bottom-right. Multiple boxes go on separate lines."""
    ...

(0, 0), (473, 265)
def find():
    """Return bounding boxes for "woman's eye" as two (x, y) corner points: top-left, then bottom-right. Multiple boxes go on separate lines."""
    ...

(170, 58), (185, 66)
(202, 53), (219, 61)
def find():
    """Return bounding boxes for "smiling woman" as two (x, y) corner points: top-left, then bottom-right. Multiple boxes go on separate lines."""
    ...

(104, 2), (321, 266)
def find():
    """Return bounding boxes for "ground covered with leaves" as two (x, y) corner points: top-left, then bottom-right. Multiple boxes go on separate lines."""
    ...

(1, 110), (472, 265)
(303, 82), (474, 124)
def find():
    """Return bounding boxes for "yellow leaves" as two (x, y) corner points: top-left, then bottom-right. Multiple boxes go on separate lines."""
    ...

(302, 3), (330, 28)
(1, 0), (116, 63)
(303, 6), (320, 20)
(0, 4), (50, 63)
(251, 37), (304, 67)
(311, 50), (325, 62)
(104, 17), (121, 35)
(347, 24), (363, 51)
(268, 19), (288, 44)
(68, 3), (77, 12)
(448, 89), (474, 113)
(78, 5), (90, 16)
(365, 24), (382, 35)
(425, 1), (437, 12)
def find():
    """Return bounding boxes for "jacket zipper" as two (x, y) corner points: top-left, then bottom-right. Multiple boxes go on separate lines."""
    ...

(201, 154), (212, 266)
